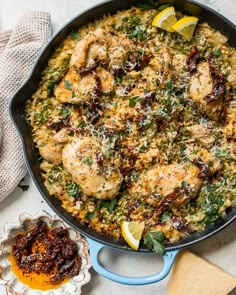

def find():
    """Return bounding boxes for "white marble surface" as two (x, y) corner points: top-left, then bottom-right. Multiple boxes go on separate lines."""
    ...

(0, 1), (236, 294)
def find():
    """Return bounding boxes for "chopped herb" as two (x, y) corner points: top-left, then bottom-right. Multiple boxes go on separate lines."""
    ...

(181, 180), (189, 188)
(115, 76), (123, 84)
(165, 81), (173, 95)
(200, 185), (225, 225)
(137, 48), (144, 55)
(78, 121), (87, 128)
(111, 24), (116, 29)
(144, 231), (166, 255)
(157, 4), (170, 11)
(232, 183), (236, 189)
(215, 148), (229, 158)
(64, 80), (73, 90)
(85, 211), (96, 220)
(70, 30), (81, 40)
(66, 182), (80, 197)
(60, 107), (70, 119)
(122, 17), (129, 22)
(105, 149), (111, 160)
(139, 145), (147, 152)
(129, 27), (147, 41)
(100, 198), (117, 213)
(34, 103), (53, 125)
(230, 194), (234, 201)
(213, 49), (222, 58)
(161, 212), (172, 223)
(46, 80), (56, 94)
(102, 92), (110, 97)
(130, 173), (140, 182)
(154, 46), (159, 52)
(18, 183), (29, 192)
(82, 156), (93, 165)
(121, 16), (150, 42)
(129, 96), (140, 107)
(47, 175), (55, 183)
(136, 0), (161, 10)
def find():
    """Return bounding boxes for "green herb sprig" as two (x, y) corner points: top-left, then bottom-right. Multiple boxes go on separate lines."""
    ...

(144, 230), (166, 255)
(137, 0), (169, 11)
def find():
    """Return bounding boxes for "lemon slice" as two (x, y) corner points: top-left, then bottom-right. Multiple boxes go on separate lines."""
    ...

(121, 221), (145, 250)
(152, 7), (177, 32)
(172, 16), (199, 40)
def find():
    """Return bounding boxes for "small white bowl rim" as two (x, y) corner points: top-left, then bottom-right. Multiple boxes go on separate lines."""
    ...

(0, 210), (91, 295)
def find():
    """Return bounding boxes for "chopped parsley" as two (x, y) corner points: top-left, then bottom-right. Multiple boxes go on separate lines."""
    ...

(139, 145), (147, 152)
(82, 156), (93, 165)
(64, 80), (73, 90)
(60, 107), (71, 119)
(199, 184), (225, 225)
(165, 81), (174, 95)
(70, 30), (81, 40)
(78, 121), (87, 128)
(105, 149), (111, 160)
(85, 211), (96, 220)
(66, 181), (80, 197)
(129, 96), (140, 107)
(100, 198), (117, 213)
(136, 0), (168, 11)
(213, 49), (222, 58)
(121, 16), (150, 42)
(161, 212), (172, 223)
(215, 148), (229, 158)
(34, 103), (53, 125)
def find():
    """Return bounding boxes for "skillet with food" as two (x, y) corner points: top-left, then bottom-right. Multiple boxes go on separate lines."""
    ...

(10, 0), (236, 285)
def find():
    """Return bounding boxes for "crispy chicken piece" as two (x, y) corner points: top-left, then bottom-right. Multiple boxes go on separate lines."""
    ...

(129, 147), (221, 213)
(108, 36), (135, 69)
(53, 128), (69, 143)
(55, 68), (96, 104)
(55, 67), (115, 104)
(190, 62), (213, 102)
(129, 163), (202, 201)
(200, 23), (228, 45)
(189, 62), (224, 120)
(70, 28), (135, 71)
(70, 28), (108, 69)
(97, 66), (115, 94)
(62, 137), (123, 200)
(186, 124), (215, 148)
(55, 28), (116, 105)
(39, 143), (63, 165)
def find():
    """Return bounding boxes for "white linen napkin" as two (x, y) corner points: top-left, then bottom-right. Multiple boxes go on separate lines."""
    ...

(0, 12), (51, 201)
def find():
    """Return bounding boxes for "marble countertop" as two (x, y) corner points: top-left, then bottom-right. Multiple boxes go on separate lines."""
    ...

(0, 0), (236, 294)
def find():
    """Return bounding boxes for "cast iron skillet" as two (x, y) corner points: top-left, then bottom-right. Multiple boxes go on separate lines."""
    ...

(10, 0), (236, 285)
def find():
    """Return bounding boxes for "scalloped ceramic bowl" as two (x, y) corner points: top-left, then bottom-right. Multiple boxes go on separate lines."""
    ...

(0, 211), (91, 295)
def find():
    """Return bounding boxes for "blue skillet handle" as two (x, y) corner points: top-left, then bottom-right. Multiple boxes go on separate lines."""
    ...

(87, 238), (179, 285)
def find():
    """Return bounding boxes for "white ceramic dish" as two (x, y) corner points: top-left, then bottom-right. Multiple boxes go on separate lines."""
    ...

(0, 210), (91, 295)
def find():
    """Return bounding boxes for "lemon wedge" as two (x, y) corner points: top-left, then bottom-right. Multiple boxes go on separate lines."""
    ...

(172, 16), (199, 40)
(121, 221), (145, 250)
(152, 7), (177, 32)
